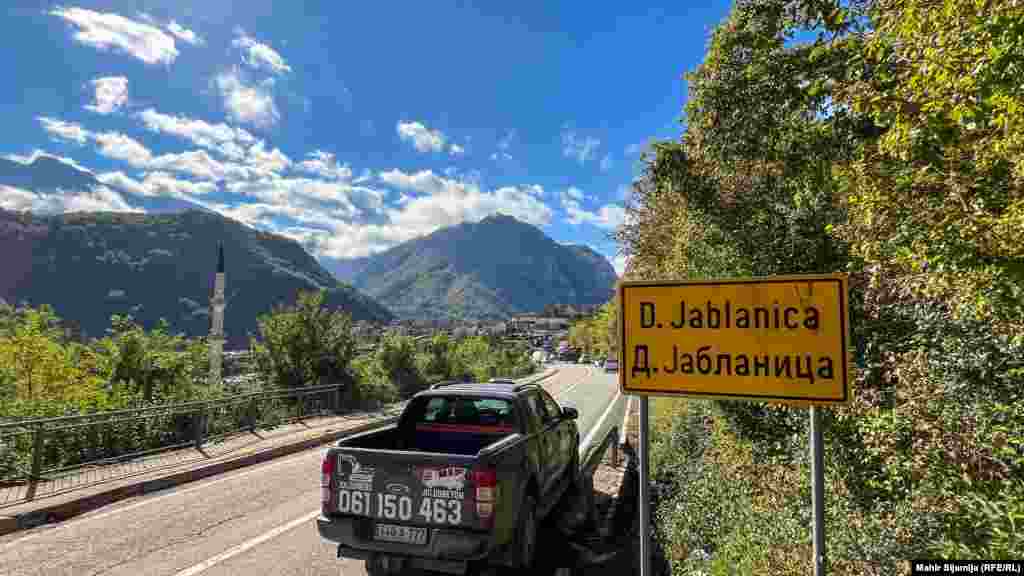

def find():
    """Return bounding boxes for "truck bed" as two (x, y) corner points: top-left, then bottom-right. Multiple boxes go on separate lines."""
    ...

(339, 423), (518, 456)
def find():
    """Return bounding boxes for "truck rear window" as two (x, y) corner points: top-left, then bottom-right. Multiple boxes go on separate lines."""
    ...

(409, 396), (518, 433)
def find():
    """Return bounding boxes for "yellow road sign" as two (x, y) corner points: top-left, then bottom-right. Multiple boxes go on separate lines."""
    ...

(618, 274), (850, 404)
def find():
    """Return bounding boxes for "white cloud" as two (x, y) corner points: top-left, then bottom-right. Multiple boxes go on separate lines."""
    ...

(214, 69), (279, 129)
(92, 131), (153, 167)
(600, 154), (613, 172)
(612, 254), (628, 275)
(226, 176), (384, 217)
(449, 143), (465, 156)
(396, 121), (447, 153)
(296, 150), (352, 180)
(232, 30), (291, 75)
(85, 76), (129, 115)
(245, 140), (291, 174)
(379, 168), (552, 232)
(50, 7), (179, 65)
(379, 168), (447, 195)
(564, 187), (585, 202)
(137, 108), (255, 158)
(149, 149), (252, 181)
(559, 187), (625, 230)
(97, 171), (217, 198)
(38, 116), (89, 145)
(3, 150), (95, 175)
(561, 128), (601, 164)
(0, 184), (139, 214)
(166, 21), (202, 46)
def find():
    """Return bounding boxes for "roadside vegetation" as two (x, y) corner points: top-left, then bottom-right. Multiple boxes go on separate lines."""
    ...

(0, 289), (537, 481)
(619, 0), (1024, 573)
(567, 301), (619, 360)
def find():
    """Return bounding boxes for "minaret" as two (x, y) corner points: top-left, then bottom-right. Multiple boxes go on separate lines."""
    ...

(209, 242), (226, 386)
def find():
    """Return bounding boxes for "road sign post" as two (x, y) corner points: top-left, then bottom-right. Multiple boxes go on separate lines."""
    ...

(638, 396), (651, 576)
(618, 274), (850, 576)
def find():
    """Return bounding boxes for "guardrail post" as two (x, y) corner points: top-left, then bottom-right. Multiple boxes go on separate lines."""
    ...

(248, 397), (257, 432)
(193, 406), (205, 449)
(30, 423), (45, 481)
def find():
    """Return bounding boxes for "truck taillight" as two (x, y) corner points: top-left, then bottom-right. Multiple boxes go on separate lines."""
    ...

(471, 467), (497, 527)
(321, 451), (335, 513)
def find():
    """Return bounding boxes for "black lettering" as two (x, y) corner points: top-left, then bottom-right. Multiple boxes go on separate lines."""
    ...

(706, 301), (720, 329)
(773, 301), (781, 330)
(680, 353), (695, 374)
(714, 354), (731, 375)
(689, 307), (703, 328)
(817, 356), (834, 379)
(754, 307), (769, 329)
(795, 354), (815, 384)
(640, 302), (656, 328)
(696, 346), (712, 374)
(774, 356), (792, 378)
(736, 308), (750, 328)
(753, 355), (769, 376)
(804, 307), (820, 330)
(632, 345), (652, 378)
(671, 300), (686, 329)
(725, 300), (731, 328)
(735, 354), (750, 376)
(663, 345), (678, 374)
(784, 307), (799, 329)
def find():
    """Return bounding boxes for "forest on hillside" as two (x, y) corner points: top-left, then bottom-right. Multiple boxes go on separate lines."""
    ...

(616, 0), (1024, 573)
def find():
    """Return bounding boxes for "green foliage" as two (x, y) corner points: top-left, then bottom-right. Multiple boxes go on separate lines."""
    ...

(375, 332), (428, 398)
(102, 315), (209, 403)
(619, 0), (1024, 571)
(249, 289), (356, 390)
(567, 300), (618, 360)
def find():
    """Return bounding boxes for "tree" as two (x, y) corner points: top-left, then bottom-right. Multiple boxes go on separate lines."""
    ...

(250, 289), (356, 390)
(375, 333), (427, 398)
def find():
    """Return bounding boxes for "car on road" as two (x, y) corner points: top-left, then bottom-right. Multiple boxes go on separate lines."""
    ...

(317, 380), (581, 575)
(578, 355), (589, 365)
(603, 360), (618, 373)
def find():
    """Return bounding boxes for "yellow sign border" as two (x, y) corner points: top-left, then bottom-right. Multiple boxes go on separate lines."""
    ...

(617, 273), (852, 405)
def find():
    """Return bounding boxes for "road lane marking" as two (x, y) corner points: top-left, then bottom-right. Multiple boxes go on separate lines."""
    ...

(579, 386), (624, 461)
(620, 396), (634, 446)
(0, 446), (322, 550)
(171, 509), (320, 576)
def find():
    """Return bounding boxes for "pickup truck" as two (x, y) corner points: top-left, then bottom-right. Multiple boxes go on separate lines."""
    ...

(316, 379), (581, 575)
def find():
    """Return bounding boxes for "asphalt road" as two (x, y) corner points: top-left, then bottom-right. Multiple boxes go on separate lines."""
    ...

(0, 364), (623, 576)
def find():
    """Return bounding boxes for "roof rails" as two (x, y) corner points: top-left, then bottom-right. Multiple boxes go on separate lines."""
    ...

(430, 380), (464, 389)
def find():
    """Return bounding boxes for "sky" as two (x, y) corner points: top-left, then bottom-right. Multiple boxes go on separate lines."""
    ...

(1, 1), (734, 275)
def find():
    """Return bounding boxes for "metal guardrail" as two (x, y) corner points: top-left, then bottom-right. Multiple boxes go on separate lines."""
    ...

(0, 367), (556, 487)
(0, 383), (345, 485)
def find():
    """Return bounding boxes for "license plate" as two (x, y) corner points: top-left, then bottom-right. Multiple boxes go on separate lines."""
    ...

(374, 523), (428, 545)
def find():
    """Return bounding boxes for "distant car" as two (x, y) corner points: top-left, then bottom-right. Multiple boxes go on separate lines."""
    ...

(594, 359), (602, 367)
(578, 355), (589, 364)
(604, 360), (618, 373)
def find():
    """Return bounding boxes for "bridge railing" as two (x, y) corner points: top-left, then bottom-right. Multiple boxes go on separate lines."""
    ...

(0, 383), (344, 485)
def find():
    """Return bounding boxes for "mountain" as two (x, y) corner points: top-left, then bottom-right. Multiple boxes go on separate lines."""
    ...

(324, 213), (618, 320)
(0, 154), (209, 214)
(0, 208), (393, 349)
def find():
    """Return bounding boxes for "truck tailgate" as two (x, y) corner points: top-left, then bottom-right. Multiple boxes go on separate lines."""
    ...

(323, 447), (493, 539)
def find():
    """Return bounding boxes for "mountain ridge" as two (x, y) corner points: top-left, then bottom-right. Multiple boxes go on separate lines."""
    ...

(0, 207), (393, 348)
(324, 213), (617, 320)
